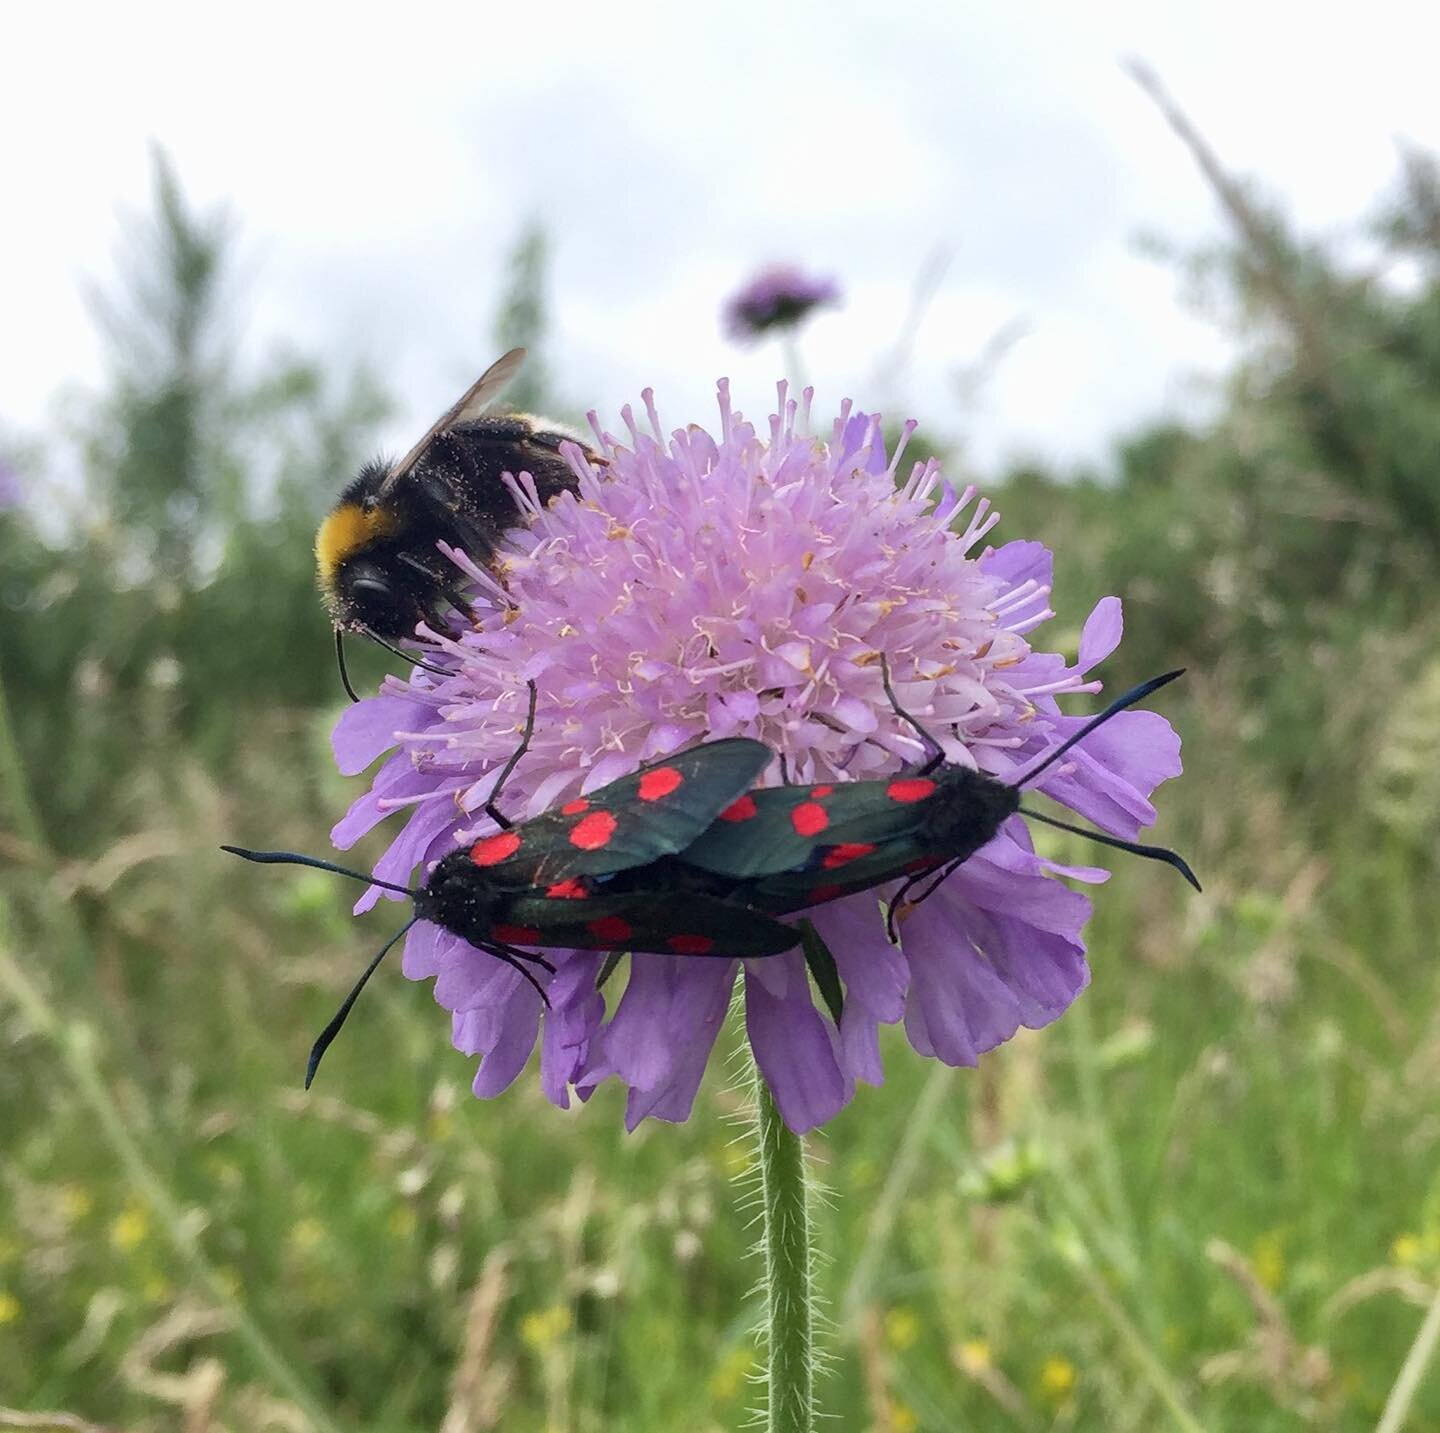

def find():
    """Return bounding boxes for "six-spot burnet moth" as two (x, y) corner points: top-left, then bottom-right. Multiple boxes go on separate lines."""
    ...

(224, 684), (800, 1085)
(228, 668), (1198, 1084)
(676, 663), (1200, 938)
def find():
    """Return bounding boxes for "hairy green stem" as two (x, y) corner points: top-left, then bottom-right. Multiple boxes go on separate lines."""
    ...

(0, 665), (342, 1433)
(753, 1063), (816, 1433)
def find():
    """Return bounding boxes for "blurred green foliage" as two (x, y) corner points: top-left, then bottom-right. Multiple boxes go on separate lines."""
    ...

(1, 132), (1439, 1431)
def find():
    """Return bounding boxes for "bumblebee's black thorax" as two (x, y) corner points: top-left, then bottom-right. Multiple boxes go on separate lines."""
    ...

(316, 416), (591, 639)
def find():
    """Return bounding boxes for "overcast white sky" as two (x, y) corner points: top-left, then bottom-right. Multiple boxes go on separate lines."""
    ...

(5, 0), (1439, 474)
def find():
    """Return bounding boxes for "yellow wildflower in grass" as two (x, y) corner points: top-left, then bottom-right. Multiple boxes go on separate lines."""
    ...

(708, 1346), (755, 1401)
(520, 1304), (572, 1351)
(1039, 1355), (1077, 1401)
(59, 1185), (94, 1222)
(1392, 1233), (1424, 1266)
(109, 1204), (149, 1252)
(142, 1274), (172, 1303)
(718, 1139), (754, 1178)
(885, 1307), (921, 1351)
(1252, 1232), (1285, 1291)
(956, 1338), (991, 1373)
(0, 1292), (20, 1325)
(289, 1218), (326, 1254)
(849, 1155), (878, 1190)
(891, 1402), (918, 1433)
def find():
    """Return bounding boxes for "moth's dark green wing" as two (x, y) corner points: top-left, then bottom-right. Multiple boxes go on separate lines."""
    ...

(737, 835), (943, 916)
(496, 886), (800, 959)
(680, 774), (943, 878)
(470, 738), (774, 885)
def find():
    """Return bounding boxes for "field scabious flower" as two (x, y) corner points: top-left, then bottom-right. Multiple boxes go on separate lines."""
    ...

(723, 265), (840, 342)
(332, 383), (1181, 1134)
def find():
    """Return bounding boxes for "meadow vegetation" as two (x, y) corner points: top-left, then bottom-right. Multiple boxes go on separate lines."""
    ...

(2, 139), (1439, 1430)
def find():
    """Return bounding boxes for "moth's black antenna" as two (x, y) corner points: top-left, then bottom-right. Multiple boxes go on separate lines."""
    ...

(361, 628), (455, 679)
(482, 681), (539, 831)
(336, 629), (361, 704)
(1015, 669), (1184, 789)
(879, 654), (946, 775)
(221, 845), (420, 898)
(1019, 807), (1201, 891)
(306, 916), (419, 1088)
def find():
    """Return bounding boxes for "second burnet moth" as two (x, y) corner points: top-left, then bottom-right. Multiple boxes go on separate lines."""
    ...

(676, 663), (1201, 932)
(315, 348), (600, 698)
(224, 685), (800, 1085)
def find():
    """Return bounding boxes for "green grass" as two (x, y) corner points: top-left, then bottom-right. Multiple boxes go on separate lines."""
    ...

(2, 698), (1438, 1432)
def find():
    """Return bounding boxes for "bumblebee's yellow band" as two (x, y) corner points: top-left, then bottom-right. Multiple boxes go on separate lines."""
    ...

(315, 503), (398, 581)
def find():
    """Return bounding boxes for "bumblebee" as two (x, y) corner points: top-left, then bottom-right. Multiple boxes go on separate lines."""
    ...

(315, 348), (593, 695)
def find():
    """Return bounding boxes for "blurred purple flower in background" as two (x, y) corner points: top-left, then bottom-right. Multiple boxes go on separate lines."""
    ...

(723, 264), (841, 343)
(0, 459), (23, 511)
(331, 383), (1181, 1133)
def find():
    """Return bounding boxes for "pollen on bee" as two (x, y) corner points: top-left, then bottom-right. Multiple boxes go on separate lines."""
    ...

(503, 606), (522, 626)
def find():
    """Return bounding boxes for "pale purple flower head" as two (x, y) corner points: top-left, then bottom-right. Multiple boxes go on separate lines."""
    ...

(723, 265), (841, 343)
(331, 383), (1182, 1134)
(0, 459), (23, 512)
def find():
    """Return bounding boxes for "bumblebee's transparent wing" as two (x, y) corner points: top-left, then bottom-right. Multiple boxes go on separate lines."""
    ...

(379, 347), (528, 497)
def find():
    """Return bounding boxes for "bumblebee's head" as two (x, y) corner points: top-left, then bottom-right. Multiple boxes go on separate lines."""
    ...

(335, 558), (415, 635)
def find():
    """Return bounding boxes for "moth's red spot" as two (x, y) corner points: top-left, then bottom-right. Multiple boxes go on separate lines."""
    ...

(809, 884), (845, 903)
(904, 855), (941, 873)
(638, 766), (683, 801)
(810, 784), (834, 798)
(886, 777), (936, 804)
(561, 797), (590, 815)
(587, 915), (633, 943)
(545, 877), (589, 900)
(570, 810), (619, 850)
(667, 933), (715, 955)
(821, 842), (876, 870)
(719, 794), (758, 823)
(470, 830), (522, 867)
(491, 924), (541, 945)
(791, 801), (829, 837)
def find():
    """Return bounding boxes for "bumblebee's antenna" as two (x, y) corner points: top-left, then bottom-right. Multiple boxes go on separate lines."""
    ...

(336, 629), (361, 704)
(306, 917), (419, 1087)
(1015, 669), (1184, 788)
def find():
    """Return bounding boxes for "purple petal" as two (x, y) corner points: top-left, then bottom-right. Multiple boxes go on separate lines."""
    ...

(980, 539), (1052, 592)
(900, 898), (1023, 1066)
(539, 953), (606, 1109)
(1078, 596), (1124, 671)
(745, 953), (847, 1134)
(332, 694), (434, 776)
(460, 987), (542, 1098)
